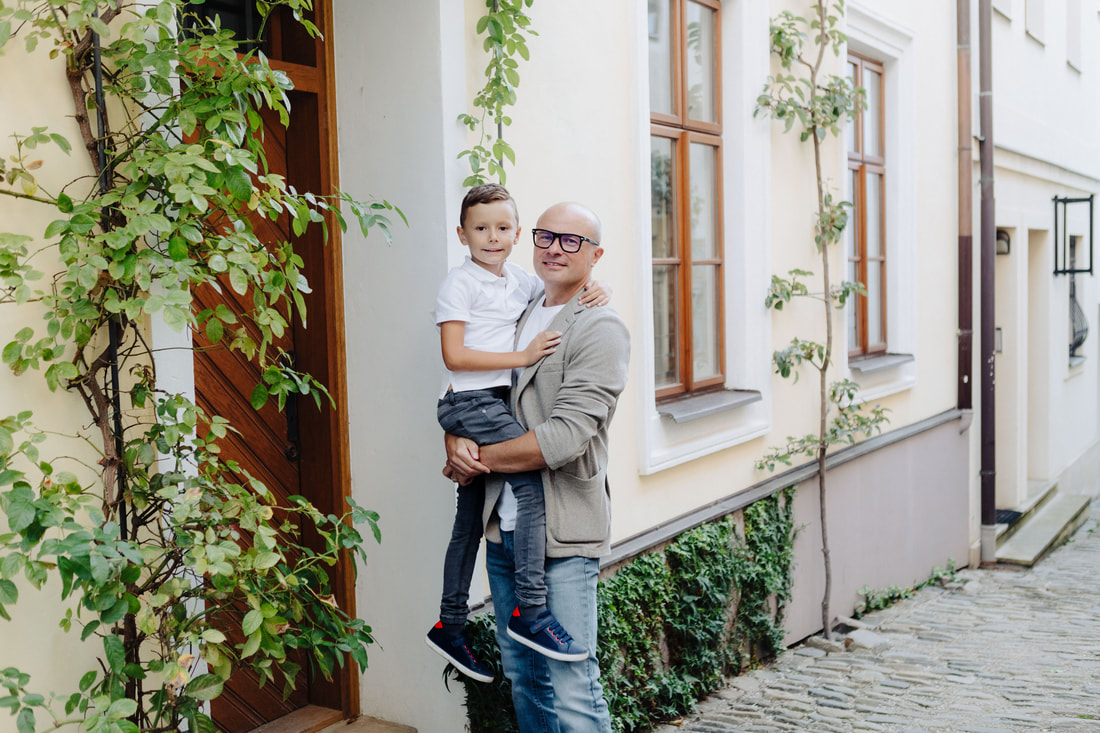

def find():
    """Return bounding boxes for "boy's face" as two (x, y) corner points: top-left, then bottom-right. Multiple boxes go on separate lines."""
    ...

(458, 200), (520, 275)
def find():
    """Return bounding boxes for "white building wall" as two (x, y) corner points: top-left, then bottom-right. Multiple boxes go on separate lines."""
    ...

(984, 0), (1100, 510)
(332, 1), (471, 730)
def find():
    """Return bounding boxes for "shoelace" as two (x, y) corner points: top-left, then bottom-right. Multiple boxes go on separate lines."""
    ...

(543, 618), (575, 647)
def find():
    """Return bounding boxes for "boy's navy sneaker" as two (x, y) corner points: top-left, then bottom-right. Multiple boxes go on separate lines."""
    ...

(506, 607), (589, 663)
(425, 622), (494, 683)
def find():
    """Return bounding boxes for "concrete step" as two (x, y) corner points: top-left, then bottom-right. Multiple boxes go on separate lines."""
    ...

(995, 479), (1057, 547)
(995, 492), (1090, 566)
(319, 716), (417, 733)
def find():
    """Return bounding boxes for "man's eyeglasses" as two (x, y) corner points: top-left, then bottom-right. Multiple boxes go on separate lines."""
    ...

(531, 228), (600, 254)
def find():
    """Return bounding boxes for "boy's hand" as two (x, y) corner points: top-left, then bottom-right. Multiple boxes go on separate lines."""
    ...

(581, 279), (612, 307)
(523, 330), (562, 365)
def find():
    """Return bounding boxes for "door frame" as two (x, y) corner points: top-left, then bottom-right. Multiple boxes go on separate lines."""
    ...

(314, 0), (359, 719)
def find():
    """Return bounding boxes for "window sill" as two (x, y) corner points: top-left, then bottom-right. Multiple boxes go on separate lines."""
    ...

(1069, 355), (1086, 368)
(849, 352), (915, 375)
(657, 389), (763, 424)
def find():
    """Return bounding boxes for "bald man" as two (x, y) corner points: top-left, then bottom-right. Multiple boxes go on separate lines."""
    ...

(445, 202), (629, 732)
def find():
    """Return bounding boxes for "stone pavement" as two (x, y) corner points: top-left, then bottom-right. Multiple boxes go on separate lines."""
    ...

(650, 505), (1100, 733)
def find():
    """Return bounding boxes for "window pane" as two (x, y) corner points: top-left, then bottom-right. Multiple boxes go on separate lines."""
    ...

(684, 2), (717, 123)
(189, 0), (256, 41)
(867, 260), (884, 347)
(864, 68), (882, 157)
(691, 265), (720, 382)
(689, 142), (717, 260)
(653, 265), (679, 388)
(846, 61), (858, 153)
(848, 167), (861, 351)
(866, 173), (883, 258)
(651, 136), (676, 260)
(648, 0), (674, 116)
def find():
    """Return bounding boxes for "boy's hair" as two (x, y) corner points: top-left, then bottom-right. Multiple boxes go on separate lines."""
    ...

(460, 183), (518, 227)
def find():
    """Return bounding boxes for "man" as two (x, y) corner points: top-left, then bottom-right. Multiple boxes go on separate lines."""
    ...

(445, 201), (630, 732)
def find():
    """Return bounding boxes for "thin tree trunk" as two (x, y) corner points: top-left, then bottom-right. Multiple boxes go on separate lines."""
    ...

(810, 0), (834, 641)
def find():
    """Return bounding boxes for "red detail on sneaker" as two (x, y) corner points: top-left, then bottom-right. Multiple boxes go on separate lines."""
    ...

(434, 621), (443, 629)
(512, 607), (521, 618)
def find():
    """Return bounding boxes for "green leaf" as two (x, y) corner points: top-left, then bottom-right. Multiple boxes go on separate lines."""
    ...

(241, 631), (261, 658)
(0, 21), (11, 49)
(1, 553), (25, 579)
(0, 579), (16, 605)
(253, 551), (279, 570)
(1, 342), (20, 366)
(225, 167), (252, 202)
(0, 427), (12, 455)
(103, 634), (126, 671)
(242, 609), (263, 636)
(6, 499), (34, 533)
(228, 267), (249, 295)
(205, 318), (224, 344)
(185, 674), (224, 702)
(49, 134), (71, 155)
(168, 236), (188, 262)
(250, 384), (269, 410)
(16, 707), (33, 733)
(105, 698), (137, 720)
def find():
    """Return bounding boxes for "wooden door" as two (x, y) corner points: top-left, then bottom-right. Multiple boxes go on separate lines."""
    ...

(191, 3), (354, 731)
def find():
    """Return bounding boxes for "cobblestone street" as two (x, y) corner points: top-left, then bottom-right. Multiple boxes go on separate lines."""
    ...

(651, 503), (1100, 733)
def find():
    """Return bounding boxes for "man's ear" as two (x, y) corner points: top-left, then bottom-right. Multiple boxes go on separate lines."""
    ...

(591, 246), (605, 266)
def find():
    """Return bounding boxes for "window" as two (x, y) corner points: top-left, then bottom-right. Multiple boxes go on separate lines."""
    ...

(649, 0), (723, 399)
(1069, 236), (1088, 360)
(846, 53), (887, 358)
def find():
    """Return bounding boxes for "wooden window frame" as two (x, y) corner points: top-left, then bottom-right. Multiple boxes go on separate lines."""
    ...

(847, 52), (888, 359)
(650, 0), (724, 400)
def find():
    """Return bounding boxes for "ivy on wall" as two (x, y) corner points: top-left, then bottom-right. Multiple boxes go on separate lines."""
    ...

(458, 0), (537, 186)
(453, 489), (797, 733)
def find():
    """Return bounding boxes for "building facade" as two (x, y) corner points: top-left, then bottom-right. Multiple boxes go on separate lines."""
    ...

(1, 1), (1096, 732)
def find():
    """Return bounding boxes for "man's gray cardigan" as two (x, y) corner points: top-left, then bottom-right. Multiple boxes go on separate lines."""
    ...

(482, 292), (630, 559)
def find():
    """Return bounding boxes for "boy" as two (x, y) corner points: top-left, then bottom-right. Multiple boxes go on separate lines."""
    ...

(425, 184), (607, 682)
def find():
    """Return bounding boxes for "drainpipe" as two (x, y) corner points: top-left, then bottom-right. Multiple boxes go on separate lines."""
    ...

(978, 0), (997, 565)
(957, 0), (973, 414)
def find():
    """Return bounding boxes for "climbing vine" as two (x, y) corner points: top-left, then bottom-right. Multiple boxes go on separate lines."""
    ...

(0, 2), (395, 730)
(458, 0), (536, 186)
(453, 491), (796, 733)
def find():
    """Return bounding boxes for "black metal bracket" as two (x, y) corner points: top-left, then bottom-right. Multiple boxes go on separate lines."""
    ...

(1053, 194), (1094, 276)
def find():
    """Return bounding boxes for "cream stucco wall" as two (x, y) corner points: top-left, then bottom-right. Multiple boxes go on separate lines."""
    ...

(0, 45), (105, 733)
(334, 1), (965, 730)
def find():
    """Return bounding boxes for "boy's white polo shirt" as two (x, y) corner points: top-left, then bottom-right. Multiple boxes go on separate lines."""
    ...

(435, 256), (542, 398)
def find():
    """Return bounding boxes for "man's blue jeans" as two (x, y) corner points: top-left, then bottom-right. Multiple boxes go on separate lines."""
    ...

(486, 532), (612, 733)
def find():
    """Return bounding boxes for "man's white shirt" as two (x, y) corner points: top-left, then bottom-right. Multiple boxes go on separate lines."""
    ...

(498, 295), (564, 531)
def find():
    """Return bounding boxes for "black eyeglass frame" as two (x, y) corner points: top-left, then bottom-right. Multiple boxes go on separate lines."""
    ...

(531, 228), (601, 253)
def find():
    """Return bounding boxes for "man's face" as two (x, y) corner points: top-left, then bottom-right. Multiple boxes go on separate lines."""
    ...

(532, 206), (603, 293)
(457, 200), (520, 274)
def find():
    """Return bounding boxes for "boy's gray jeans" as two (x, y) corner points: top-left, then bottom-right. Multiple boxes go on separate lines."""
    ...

(437, 387), (546, 626)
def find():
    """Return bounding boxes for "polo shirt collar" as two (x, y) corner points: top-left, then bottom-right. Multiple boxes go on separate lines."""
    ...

(461, 255), (507, 283)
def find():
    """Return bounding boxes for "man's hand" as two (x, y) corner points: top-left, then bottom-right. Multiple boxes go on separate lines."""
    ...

(443, 432), (490, 484)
